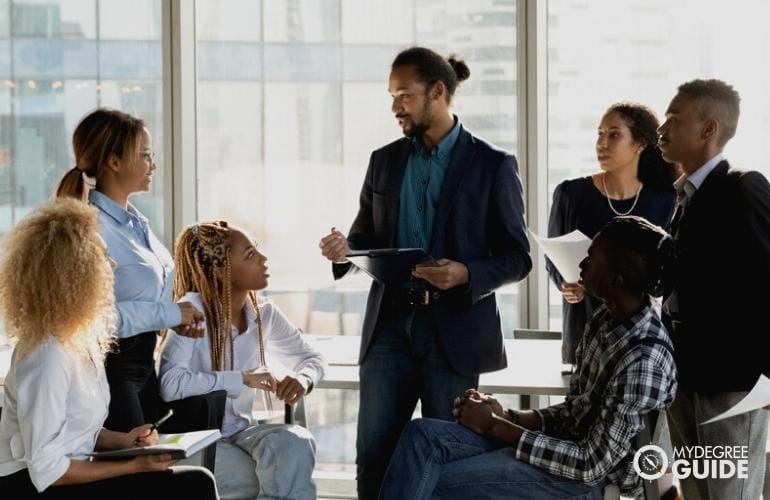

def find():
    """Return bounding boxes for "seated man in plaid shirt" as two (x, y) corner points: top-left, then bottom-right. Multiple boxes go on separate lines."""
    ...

(379, 216), (679, 500)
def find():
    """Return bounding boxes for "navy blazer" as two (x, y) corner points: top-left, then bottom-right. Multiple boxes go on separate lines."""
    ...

(666, 160), (770, 392)
(334, 126), (532, 375)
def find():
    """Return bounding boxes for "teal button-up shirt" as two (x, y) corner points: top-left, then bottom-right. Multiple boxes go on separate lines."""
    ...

(396, 118), (461, 250)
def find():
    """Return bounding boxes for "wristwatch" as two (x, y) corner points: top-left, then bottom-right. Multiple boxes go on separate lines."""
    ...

(506, 408), (519, 425)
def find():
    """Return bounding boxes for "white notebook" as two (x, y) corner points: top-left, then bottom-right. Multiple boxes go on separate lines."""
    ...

(88, 429), (222, 460)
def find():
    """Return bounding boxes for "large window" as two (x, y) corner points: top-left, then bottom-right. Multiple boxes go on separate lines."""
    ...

(546, 0), (770, 331)
(195, 0), (518, 472)
(0, 0), (165, 239)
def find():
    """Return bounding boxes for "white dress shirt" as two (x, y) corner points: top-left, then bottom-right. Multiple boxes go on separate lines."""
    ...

(159, 292), (326, 437)
(0, 337), (110, 492)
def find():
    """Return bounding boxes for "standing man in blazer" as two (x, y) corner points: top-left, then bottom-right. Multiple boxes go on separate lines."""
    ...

(319, 47), (531, 499)
(659, 79), (770, 500)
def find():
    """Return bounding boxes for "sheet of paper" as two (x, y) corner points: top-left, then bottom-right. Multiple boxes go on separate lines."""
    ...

(531, 230), (592, 284)
(702, 375), (770, 425)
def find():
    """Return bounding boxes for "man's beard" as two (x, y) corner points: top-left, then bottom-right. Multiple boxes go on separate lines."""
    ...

(403, 120), (429, 138)
(401, 98), (433, 138)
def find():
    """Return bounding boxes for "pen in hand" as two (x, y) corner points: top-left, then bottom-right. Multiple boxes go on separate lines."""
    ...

(151, 409), (174, 432)
(133, 409), (174, 446)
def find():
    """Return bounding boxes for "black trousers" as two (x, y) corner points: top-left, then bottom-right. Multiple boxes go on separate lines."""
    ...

(104, 331), (165, 432)
(0, 466), (218, 500)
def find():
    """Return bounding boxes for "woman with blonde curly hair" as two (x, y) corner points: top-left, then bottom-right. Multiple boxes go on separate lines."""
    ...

(0, 199), (218, 498)
(55, 108), (204, 432)
(160, 221), (325, 500)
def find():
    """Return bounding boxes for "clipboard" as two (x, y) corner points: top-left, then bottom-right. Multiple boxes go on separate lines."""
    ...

(346, 248), (435, 284)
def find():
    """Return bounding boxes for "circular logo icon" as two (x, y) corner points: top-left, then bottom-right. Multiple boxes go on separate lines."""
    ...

(634, 444), (668, 480)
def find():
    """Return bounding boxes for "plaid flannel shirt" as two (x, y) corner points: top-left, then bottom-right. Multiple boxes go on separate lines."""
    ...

(515, 302), (678, 497)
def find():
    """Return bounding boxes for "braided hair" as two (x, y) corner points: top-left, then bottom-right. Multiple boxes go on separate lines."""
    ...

(174, 221), (266, 372)
(595, 215), (677, 298)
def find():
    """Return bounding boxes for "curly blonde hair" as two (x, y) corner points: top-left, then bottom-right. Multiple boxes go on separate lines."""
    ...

(0, 198), (116, 362)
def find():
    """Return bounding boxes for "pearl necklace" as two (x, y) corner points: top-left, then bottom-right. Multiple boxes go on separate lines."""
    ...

(602, 172), (642, 216)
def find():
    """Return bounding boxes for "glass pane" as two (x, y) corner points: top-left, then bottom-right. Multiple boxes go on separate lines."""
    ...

(263, 44), (340, 81)
(546, 0), (770, 330)
(196, 80), (263, 237)
(196, 0), (261, 42)
(340, 0), (413, 43)
(13, 0), (95, 38)
(263, 0), (340, 43)
(0, 0), (9, 37)
(1, 0), (165, 239)
(98, 0), (161, 41)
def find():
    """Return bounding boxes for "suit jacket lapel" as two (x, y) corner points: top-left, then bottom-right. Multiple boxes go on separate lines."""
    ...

(429, 128), (476, 252)
(385, 139), (412, 246)
(670, 203), (684, 237)
(677, 160), (729, 235)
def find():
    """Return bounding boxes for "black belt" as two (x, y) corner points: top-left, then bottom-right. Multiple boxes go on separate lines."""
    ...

(392, 287), (441, 307)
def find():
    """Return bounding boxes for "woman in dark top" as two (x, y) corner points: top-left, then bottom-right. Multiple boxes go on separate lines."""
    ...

(548, 102), (677, 364)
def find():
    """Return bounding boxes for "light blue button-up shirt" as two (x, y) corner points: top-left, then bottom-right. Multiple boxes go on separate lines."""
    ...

(674, 153), (724, 201)
(89, 190), (181, 339)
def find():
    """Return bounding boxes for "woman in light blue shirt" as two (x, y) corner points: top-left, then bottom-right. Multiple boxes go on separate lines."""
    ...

(56, 108), (204, 431)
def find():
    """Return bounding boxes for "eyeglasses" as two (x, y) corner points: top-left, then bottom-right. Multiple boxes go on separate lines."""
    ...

(140, 150), (156, 163)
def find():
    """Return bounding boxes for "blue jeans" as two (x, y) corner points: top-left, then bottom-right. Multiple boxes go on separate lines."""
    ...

(357, 306), (478, 500)
(220, 423), (316, 500)
(380, 418), (606, 500)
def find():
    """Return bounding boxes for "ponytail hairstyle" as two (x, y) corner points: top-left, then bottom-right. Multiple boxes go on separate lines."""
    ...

(604, 102), (677, 191)
(55, 108), (146, 201)
(391, 46), (470, 105)
(173, 221), (267, 372)
(595, 215), (677, 298)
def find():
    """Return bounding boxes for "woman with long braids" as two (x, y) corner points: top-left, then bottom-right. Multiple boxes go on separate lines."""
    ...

(159, 221), (325, 500)
(55, 108), (205, 432)
(548, 102), (677, 365)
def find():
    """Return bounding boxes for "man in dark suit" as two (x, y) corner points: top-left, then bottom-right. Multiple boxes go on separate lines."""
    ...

(319, 47), (531, 499)
(659, 79), (770, 500)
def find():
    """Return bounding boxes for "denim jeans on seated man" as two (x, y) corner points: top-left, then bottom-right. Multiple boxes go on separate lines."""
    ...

(379, 418), (606, 500)
(357, 307), (478, 500)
